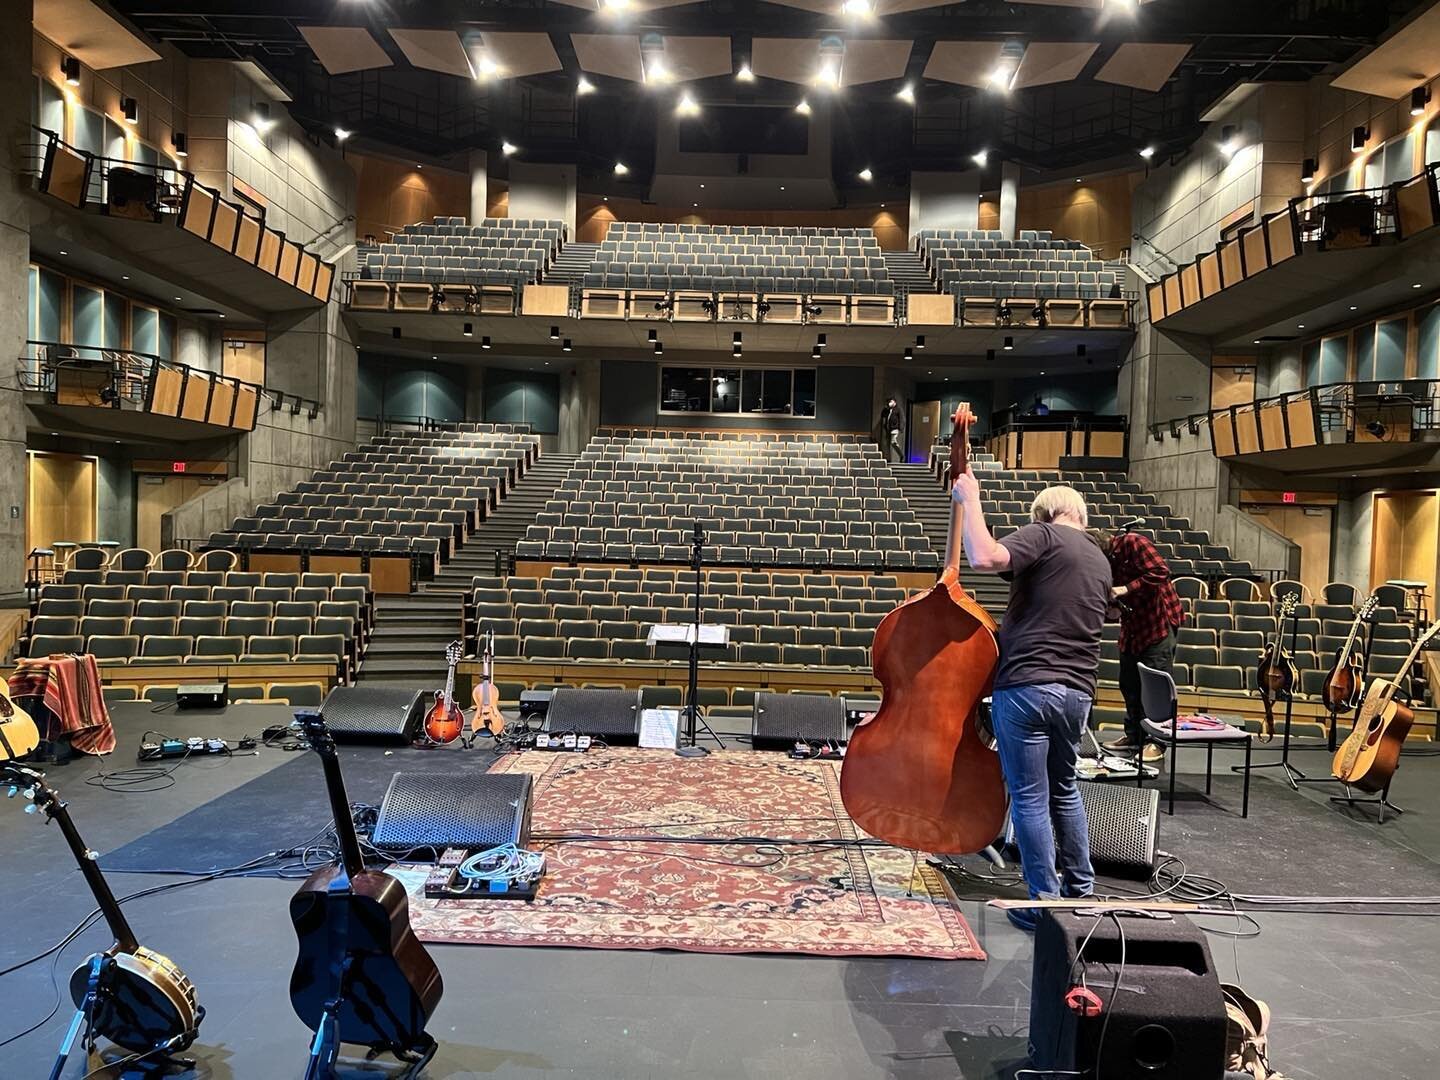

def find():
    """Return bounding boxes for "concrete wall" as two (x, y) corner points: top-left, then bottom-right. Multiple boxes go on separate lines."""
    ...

(908, 171), (980, 239)
(508, 162), (577, 236)
(558, 358), (602, 455)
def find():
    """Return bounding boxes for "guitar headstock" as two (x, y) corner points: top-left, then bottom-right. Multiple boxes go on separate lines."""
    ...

(1358, 594), (1380, 621)
(293, 710), (334, 756)
(446, 640), (464, 666)
(1279, 592), (1300, 618)
(3, 763), (58, 820)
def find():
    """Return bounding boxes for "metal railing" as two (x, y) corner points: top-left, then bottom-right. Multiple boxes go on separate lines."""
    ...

(29, 126), (187, 218)
(1291, 183), (1398, 246)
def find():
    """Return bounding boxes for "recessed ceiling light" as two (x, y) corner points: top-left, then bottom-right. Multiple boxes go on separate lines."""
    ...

(578, 76), (595, 95)
(122, 275), (129, 280)
(1350, 305), (1358, 310)
(693, 202), (698, 207)
(502, 141), (518, 156)
(58, 250), (67, 255)
(1139, 145), (1156, 159)
(795, 99), (811, 115)
(613, 161), (629, 175)
(174, 296), (182, 301)
(1413, 283), (1423, 289)
(858, 168), (873, 182)
(779, 185), (786, 191)
(1297, 324), (1305, 329)
(699, 183), (705, 189)
(334, 128), (351, 142)
(971, 149), (988, 167)
(896, 83), (915, 105)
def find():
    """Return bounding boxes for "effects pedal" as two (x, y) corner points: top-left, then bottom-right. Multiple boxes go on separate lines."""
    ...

(790, 741), (845, 760)
(137, 737), (231, 761)
(534, 733), (592, 752)
(423, 847), (543, 902)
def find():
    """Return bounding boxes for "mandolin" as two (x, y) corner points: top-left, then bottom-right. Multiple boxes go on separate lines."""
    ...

(289, 712), (442, 1072)
(1255, 593), (1299, 741)
(1320, 594), (1379, 713)
(423, 640), (465, 745)
(3, 763), (202, 1059)
(840, 403), (1008, 855)
(1332, 621), (1440, 792)
(469, 629), (505, 740)
(0, 687), (40, 762)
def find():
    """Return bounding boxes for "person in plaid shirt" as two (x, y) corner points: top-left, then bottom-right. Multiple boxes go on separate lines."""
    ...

(1101, 529), (1185, 762)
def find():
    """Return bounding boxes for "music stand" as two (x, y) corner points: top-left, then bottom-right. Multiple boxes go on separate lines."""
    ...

(647, 523), (727, 756)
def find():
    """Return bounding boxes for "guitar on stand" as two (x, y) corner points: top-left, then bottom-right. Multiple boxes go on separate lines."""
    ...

(422, 641), (465, 745)
(3, 763), (203, 1080)
(289, 712), (442, 1079)
(467, 630), (506, 744)
(1255, 593), (1300, 742)
(1331, 620), (1440, 805)
(1320, 595), (1379, 750)
(0, 687), (40, 762)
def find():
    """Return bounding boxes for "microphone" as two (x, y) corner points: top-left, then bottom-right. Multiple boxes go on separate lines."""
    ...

(1120, 517), (1143, 532)
(692, 521), (706, 546)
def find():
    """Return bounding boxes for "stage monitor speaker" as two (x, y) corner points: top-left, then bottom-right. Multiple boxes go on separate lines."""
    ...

(1004, 781), (1159, 880)
(544, 688), (641, 745)
(1029, 911), (1225, 1079)
(372, 772), (533, 852)
(320, 685), (426, 744)
(752, 692), (847, 750)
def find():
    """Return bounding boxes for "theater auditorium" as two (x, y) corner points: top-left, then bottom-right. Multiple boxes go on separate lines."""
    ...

(2, 0), (1440, 1077)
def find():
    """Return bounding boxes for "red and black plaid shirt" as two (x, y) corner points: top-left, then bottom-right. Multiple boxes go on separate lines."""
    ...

(1108, 531), (1184, 654)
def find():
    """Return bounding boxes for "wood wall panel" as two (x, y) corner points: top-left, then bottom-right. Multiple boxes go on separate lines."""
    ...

(181, 185), (215, 237)
(1219, 239), (1244, 285)
(234, 214), (262, 263)
(209, 200), (239, 252)
(26, 453), (96, 554)
(276, 240), (301, 285)
(1089, 430), (1126, 458)
(1022, 430), (1065, 469)
(1211, 363), (1255, 409)
(1241, 226), (1269, 275)
(256, 229), (282, 275)
(1198, 251), (1222, 297)
(136, 474), (205, 551)
(1211, 411), (1237, 456)
(1248, 504), (1332, 602)
(353, 153), (470, 242)
(1234, 405), (1260, 453)
(1370, 491), (1438, 615)
(577, 195), (911, 250)
(1259, 403), (1287, 449)
(233, 384), (258, 431)
(149, 366), (183, 416)
(207, 379), (236, 426)
(179, 371), (211, 422)
(1284, 397), (1318, 447)
(1163, 274), (1183, 314)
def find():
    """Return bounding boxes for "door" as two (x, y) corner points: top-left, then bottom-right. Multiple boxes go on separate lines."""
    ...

(135, 474), (208, 552)
(1371, 491), (1438, 619)
(909, 400), (941, 463)
(27, 452), (97, 554)
(1248, 505), (1333, 603)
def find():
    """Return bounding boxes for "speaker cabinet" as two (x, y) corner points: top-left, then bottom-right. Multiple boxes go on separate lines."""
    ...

(1029, 911), (1226, 1079)
(320, 685), (426, 744)
(373, 772), (533, 852)
(1004, 781), (1159, 880)
(751, 692), (846, 750)
(544, 688), (641, 745)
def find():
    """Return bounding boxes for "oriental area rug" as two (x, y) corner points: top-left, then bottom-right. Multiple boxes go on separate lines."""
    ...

(395, 748), (984, 960)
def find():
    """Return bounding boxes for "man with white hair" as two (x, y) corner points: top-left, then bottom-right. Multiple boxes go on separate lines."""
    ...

(951, 467), (1112, 931)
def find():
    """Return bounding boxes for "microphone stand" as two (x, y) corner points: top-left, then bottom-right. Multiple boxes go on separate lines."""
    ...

(677, 522), (722, 757)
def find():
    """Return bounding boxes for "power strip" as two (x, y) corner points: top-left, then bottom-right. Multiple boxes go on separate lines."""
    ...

(533, 734), (592, 752)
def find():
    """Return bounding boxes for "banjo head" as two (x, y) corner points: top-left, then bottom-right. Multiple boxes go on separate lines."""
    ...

(69, 949), (200, 1053)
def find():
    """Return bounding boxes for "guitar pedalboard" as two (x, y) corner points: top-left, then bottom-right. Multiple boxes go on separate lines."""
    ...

(423, 847), (544, 902)
(137, 735), (255, 761)
(534, 733), (592, 753)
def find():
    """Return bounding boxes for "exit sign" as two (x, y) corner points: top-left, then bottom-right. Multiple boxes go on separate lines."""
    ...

(172, 461), (187, 473)
(1282, 491), (1296, 503)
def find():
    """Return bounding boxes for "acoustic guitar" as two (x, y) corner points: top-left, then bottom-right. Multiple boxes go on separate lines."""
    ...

(3, 763), (202, 1057)
(1320, 594), (1379, 713)
(0, 687), (39, 762)
(1332, 621), (1440, 793)
(422, 640), (465, 745)
(469, 629), (505, 740)
(289, 713), (442, 1072)
(1255, 593), (1300, 741)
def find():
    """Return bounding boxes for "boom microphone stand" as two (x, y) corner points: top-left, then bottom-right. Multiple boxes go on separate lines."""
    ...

(677, 522), (722, 758)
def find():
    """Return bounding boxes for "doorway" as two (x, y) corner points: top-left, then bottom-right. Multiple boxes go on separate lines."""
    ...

(135, 474), (211, 552)
(909, 400), (941, 463)
(1371, 491), (1437, 619)
(1245, 504), (1333, 602)
(26, 452), (97, 554)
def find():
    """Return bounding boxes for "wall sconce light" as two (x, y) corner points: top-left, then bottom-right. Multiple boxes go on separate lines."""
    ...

(290, 396), (302, 416)
(550, 326), (560, 340)
(562, 338), (572, 352)
(121, 97), (138, 125)
(62, 56), (81, 86)
(1300, 157), (1316, 183)
(481, 335), (491, 349)
(1150, 423), (1165, 442)
(915, 335), (925, 350)
(463, 322), (473, 337)
(647, 328), (657, 342)
(1169, 420), (1181, 439)
(1351, 125), (1369, 153)
(653, 340), (663, 356)
(903, 346), (914, 360)
(308, 402), (319, 420)
(172, 132), (188, 158)
(1003, 336), (1014, 351)
(1411, 85), (1431, 117)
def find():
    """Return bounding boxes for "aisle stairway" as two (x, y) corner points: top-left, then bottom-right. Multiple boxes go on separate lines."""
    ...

(357, 453), (577, 686)
(546, 243), (598, 290)
(883, 250), (938, 294)
(891, 459), (1011, 613)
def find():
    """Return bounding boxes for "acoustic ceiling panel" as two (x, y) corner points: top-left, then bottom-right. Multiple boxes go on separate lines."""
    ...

(1094, 42), (1190, 92)
(661, 37), (734, 82)
(388, 29), (473, 78)
(571, 34), (644, 82)
(1011, 41), (1099, 89)
(34, 0), (161, 69)
(298, 26), (394, 76)
(840, 40), (913, 87)
(923, 42), (1007, 88)
(751, 37), (823, 85)
(480, 32), (564, 78)
(1331, 2), (1440, 99)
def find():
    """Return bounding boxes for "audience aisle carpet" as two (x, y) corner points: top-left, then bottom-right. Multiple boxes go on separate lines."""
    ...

(400, 749), (985, 960)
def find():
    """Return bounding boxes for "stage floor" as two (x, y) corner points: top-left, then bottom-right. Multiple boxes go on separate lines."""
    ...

(1, 699), (1438, 1079)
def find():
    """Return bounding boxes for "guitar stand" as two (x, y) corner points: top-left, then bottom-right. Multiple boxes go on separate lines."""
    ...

(303, 955), (437, 1080)
(1330, 781), (1405, 824)
(51, 955), (195, 1080)
(1233, 606), (1307, 790)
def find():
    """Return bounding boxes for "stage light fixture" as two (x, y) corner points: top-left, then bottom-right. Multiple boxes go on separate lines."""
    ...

(172, 132), (188, 158)
(463, 323), (473, 337)
(550, 326), (560, 340)
(251, 102), (274, 132)
(676, 92), (700, 117)
(62, 56), (81, 86)
(915, 335), (925, 350)
(502, 141), (518, 156)
(121, 97), (138, 125)
(654, 340), (664, 356)
(897, 83), (915, 105)
(796, 99), (811, 115)
(858, 168), (872, 182)
(733, 331), (742, 345)
(817, 333), (827, 348)
(614, 161), (629, 175)
(648, 329), (658, 342)
(578, 76), (596, 95)
(1219, 124), (1238, 156)
(1351, 126), (1369, 153)
(482, 336), (491, 349)
(811, 346), (821, 360)
(1412, 85), (1431, 116)
(737, 64), (754, 82)
(1003, 336), (1013, 351)
(841, 0), (873, 14)
(1300, 157), (1316, 183)
(903, 346), (913, 360)
(290, 397), (302, 416)
(970, 149), (988, 167)
(563, 339), (572, 352)
(334, 128), (351, 142)
(392, 327), (401, 340)
(1139, 145), (1155, 159)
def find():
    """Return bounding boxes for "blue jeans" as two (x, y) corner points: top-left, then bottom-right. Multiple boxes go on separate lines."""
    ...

(991, 684), (1095, 926)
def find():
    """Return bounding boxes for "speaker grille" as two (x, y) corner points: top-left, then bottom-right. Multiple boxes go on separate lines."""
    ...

(752, 692), (847, 750)
(1079, 781), (1159, 879)
(320, 686), (425, 743)
(372, 772), (532, 851)
(545, 688), (641, 743)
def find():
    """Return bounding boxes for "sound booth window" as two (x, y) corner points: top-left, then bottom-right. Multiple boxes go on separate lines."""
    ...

(659, 365), (815, 417)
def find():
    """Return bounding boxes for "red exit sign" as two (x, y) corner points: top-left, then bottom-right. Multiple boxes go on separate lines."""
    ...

(172, 461), (187, 473)
(1282, 491), (1296, 503)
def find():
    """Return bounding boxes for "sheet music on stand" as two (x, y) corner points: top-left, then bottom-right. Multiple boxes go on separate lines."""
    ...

(646, 624), (730, 648)
(639, 708), (681, 750)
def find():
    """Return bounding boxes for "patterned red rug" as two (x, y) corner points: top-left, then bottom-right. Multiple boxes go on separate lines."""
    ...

(393, 749), (985, 960)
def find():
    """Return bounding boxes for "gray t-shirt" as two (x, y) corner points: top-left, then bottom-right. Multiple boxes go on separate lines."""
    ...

(993, 522), (1112, 697)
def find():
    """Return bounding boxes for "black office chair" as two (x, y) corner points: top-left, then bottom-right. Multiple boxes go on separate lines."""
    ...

(1137, 662), (1252, 818)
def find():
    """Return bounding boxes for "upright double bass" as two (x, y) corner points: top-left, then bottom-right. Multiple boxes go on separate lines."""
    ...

(840, 404), (1009, 854)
